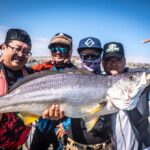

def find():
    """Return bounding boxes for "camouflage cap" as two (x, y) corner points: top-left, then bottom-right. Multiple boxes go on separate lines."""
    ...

(48, 33), (72, 49)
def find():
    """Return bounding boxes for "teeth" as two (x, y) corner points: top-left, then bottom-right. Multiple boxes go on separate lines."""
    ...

(14, 57), (21, 61)
(13, 57), (21, 63)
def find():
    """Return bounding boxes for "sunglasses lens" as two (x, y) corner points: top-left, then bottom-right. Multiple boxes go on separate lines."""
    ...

(51, 47), (68, 54)
(80, 53), (100, 61)
(59, 47), (67, 54)
(51, 47), (56, 53)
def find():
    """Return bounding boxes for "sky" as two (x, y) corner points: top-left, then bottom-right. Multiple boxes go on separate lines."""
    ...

(0, 0), (150, 63)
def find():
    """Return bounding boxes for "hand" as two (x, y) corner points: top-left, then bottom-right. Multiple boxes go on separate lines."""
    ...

(42, 104), (64, 120)
(56, 123), (67, 139)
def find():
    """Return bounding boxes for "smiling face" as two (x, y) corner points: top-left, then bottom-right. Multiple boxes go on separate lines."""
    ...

(50, 44), (71, 67)
(1, 40), (31, 70)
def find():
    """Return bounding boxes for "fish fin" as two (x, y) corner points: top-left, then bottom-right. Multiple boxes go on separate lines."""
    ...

(17, 112), (39, 125)
(84, 116), (99, 132)
(89, 102), (107, 115)
(83, 102), (107, 132)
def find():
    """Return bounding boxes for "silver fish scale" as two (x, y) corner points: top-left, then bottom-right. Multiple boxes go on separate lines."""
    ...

(0, 74), (109, 106)
(0, 71), (148, 118)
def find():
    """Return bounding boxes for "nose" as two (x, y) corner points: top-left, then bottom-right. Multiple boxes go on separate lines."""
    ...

(17, 50), (24, 57)
(56, 50), (62, 56)
(87, 56), (92, 60)
(56, 50), (60, 54)
(111, 60), (117, 65)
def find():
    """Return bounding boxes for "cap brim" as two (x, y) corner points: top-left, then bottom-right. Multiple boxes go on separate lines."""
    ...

(103, 54), (124, 59)
(48, 42), (71, 49)
(77, 47), (103, 53)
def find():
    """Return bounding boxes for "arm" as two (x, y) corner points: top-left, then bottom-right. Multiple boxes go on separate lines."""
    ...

(127, 86), (150, 148)
(30, 104), (65, 150)
(56, 117), (71, 139)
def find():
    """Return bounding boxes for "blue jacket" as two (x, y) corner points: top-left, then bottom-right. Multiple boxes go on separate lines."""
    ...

(30, 62), (76, 150)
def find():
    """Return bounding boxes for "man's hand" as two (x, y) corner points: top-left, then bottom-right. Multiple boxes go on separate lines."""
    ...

(56, 123), (67, 139)
(42, 104), (64, 120)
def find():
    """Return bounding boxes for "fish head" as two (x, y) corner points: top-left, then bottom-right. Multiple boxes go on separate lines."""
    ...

(107, 72), (149, 110)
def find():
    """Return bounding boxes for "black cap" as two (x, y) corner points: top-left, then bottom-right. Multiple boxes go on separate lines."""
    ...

(0, 28), (31, 49)
(102, 42), (125, 60)
(77, 37), (102, 53)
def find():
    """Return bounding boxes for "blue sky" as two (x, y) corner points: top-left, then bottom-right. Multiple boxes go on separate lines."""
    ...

(0, 0), (150, 63)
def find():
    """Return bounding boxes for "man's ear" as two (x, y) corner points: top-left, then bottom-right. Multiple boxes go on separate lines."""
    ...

(1, 44), (7, 52)
(124, 58), (126, 66)
(102, 60), (105, 67)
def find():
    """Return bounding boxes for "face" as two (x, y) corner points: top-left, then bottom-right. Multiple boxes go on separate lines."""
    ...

(79, 49), (101, 61)
(50, 44), (71, 67)
(1, 40), (31, 70)
(102, 57), (126, 75)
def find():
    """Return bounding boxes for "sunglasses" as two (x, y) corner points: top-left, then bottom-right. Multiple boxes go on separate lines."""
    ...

(7, 44), (32, 58)
(51, 46), (69, 55)
(80, 53), (101, 61)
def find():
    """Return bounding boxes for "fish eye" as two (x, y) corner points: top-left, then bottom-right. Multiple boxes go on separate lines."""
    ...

(129, 75), (135, 81)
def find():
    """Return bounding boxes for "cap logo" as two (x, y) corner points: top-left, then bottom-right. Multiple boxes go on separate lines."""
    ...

(58, 33), (64, 36)
(106, 44), (119, 53)
(85, 38), (95, 47)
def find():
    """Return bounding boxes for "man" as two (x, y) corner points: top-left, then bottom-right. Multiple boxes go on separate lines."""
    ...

(0, 28), (33, 150)
(78, 37), (102, 74)
(102, 41), (150, 150)
(31, 33), (76, 150)
(0, 28), (62, 150)
(64, 37), (112, 150)
(32, 32), (74, 71)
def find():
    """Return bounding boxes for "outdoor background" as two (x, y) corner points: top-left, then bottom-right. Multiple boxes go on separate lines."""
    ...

(0, 0), (150, 63)
(0, 1), (150, 149)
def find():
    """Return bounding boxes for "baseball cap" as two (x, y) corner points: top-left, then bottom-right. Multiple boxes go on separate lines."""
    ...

(0, 28), (31, 49)
(77, 37), (102, 53)
(102, 42), (125, 60)
(48, 32), (72, 49)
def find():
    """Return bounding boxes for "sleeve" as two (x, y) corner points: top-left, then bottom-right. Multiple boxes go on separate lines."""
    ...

(30, 124), (52, 150)
(31, 61), (53, 72)
(35, 117), (54, 134)
(62, 117), (71, 130)
(127, 108), (150, 147)
(126, 86), (150, 148)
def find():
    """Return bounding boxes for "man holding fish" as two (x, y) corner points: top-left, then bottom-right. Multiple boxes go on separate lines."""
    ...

(0, 29), (64, 150)
(101, 41), (150, 150)
(0, 28), (34, 150)
(31, 33), (76, 150)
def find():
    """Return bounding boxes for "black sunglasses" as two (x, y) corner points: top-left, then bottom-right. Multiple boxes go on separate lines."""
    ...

(80, 53), (101, 61)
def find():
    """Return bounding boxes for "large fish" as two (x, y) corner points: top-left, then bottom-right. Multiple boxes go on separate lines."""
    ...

(0, 70), (149, 131)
